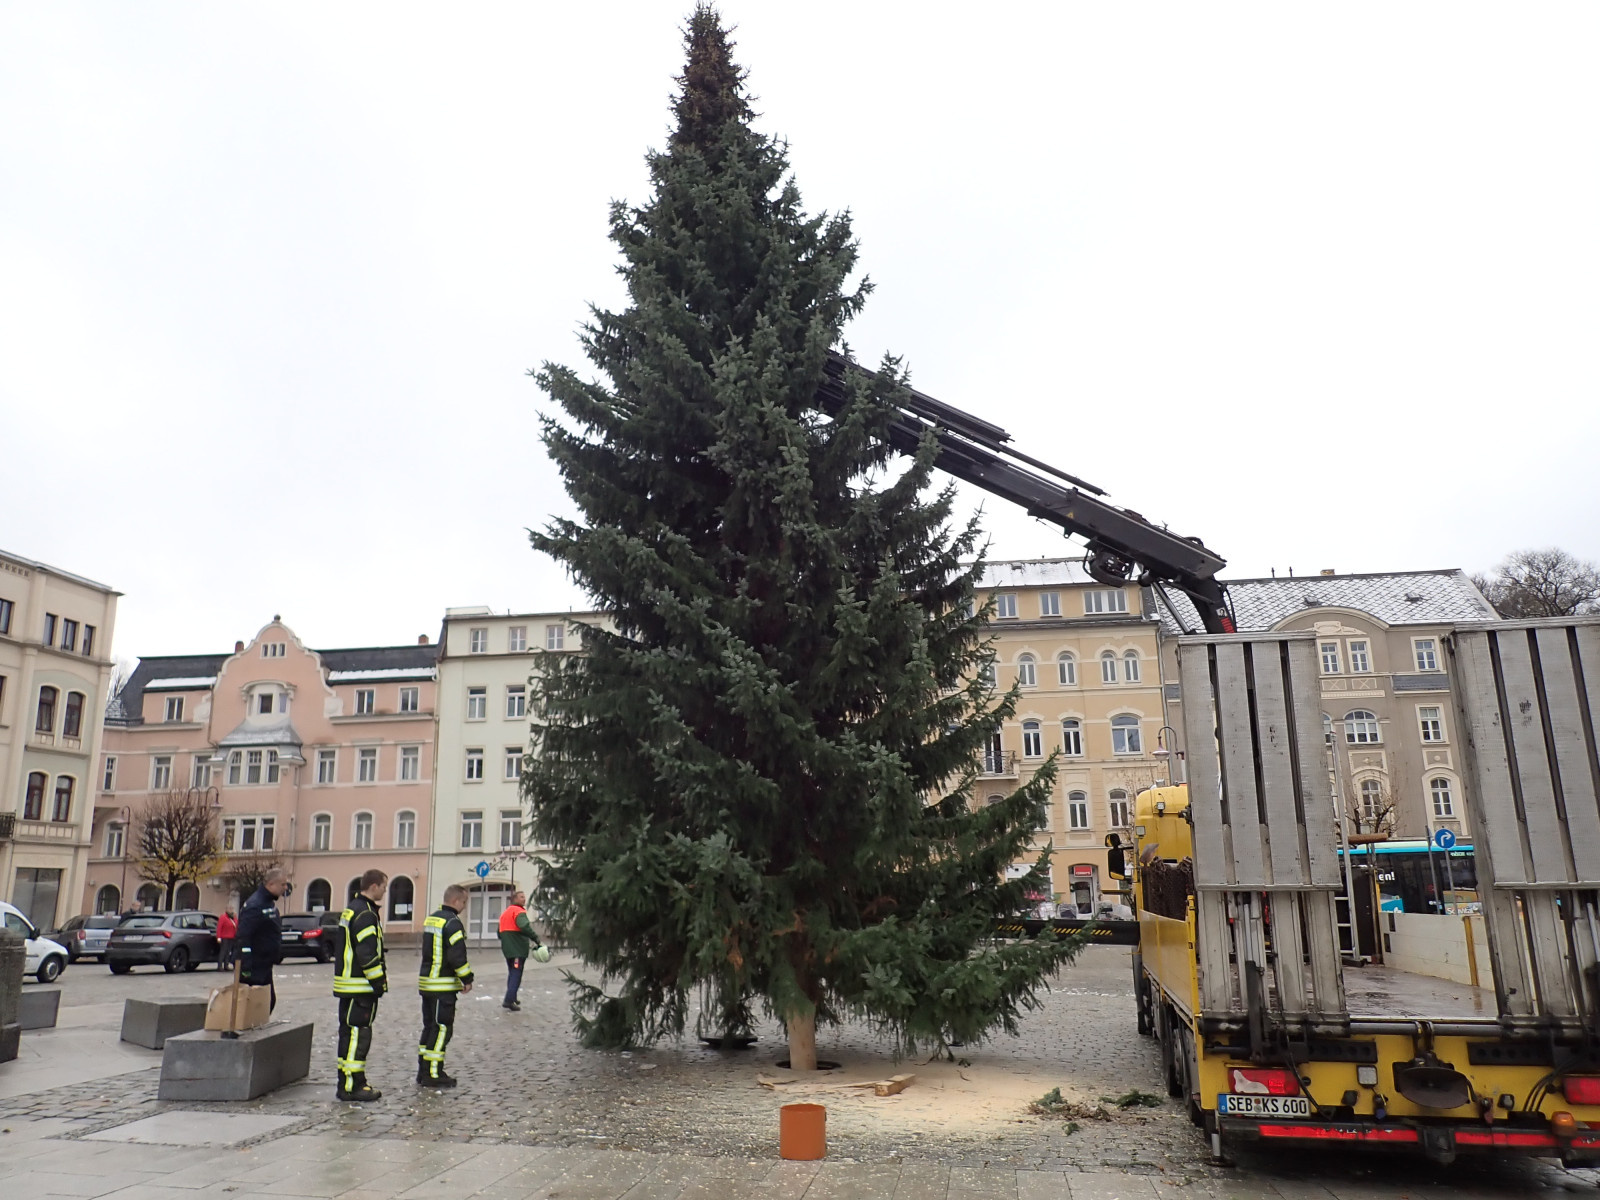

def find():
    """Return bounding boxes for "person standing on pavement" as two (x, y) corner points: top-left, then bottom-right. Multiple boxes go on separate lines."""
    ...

(417, 883), (474, 1088)
(237, 868), (289, 1011)
(333, 869), (388, 1101)
(217, 906), (237, 971)
(497, 890), (548, 1011)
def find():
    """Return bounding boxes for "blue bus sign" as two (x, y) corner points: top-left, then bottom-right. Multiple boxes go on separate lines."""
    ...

(474, 860), (491, 878)
(1434, 828), (1457, 851)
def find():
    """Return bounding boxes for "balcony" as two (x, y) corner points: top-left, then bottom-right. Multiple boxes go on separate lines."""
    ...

(979, 751), (1019, 778)
(0, 813), (14, 840)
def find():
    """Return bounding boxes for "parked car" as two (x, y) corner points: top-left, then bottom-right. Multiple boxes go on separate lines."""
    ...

(52, 914), (123, 963)
(279, 914), (334, 963)
(0, 900), (71, 983)
(106, 911), (219, 974)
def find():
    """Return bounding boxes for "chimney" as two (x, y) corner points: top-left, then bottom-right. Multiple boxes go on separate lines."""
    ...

(418, 634), (430, 645)
(235, 640), (245, 653)
(1320, 569), (1335, 576)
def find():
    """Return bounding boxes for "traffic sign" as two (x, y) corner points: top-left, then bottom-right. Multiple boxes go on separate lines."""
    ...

(1434, 828), (1456, 851)
(474, 860), (491, 878)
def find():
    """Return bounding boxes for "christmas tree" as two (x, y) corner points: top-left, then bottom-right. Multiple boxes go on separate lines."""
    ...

(528, 6), (1079, 1069)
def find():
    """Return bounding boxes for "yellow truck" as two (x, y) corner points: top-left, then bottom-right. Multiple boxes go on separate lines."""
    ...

(1123, 619), (1600, 1165)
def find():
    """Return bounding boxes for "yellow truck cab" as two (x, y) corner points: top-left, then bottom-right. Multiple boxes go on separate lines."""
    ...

(1129, 622), (1600, 1166)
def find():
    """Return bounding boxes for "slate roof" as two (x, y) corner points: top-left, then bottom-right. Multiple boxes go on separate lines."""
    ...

(110, 643), (439, 726)
(1156, 569), (1498, 634)
(973, 558), (1097, 589)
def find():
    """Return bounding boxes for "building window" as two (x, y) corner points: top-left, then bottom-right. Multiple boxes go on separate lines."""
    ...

(1320, 642), (1341, 674)
(1039, 592), (1061, 617)
(995, 593), (1018, 619)
(1123, 651), (1141, 683)
(257, 691), (275, 715)
(460, 810), (483, 849)
(500, 810), (522, 848)
(465, 748), (484, 781)
(1344, 710), (1381, 744)
(82, 625), (95, 657)
(0, 597), (10, 633)
(1414, 639), (1440, 672)
(1021, 720), (1043, 758)
(63, 691), (85, 737)
(1360, 779), (1383, 823)
(1430, 777), (1455, 819)
(1108, 789), (1131, 828)
(1111, 714), (1142, 755)
(1061, 719), (1083, 756)
(262, 642), (285, 658)
(23, 772), (46, 820)
(36, 685), (57, 732)
(388, 876), (414, 922)
(61, 618), (79, 652)
(1348, 640), (1371, 673)
(1419, 706), (1445, 743)
(312, 813), (332, 851)
(1084, 589), (1127, 614)
(246, 750), (263, 784)
(1323, 712), (1334, 748)
(979, 661), (997, 688)
(355, 689), (375, 715)
(42, 613), (57, 645)
(102, 756), (116, 791)
(192, 755), (213, 789)
(51, 776), (73, 822)
(104, 821), (125, 859)
(306, 878), (332, 912)
(467, 687), (487, 720)
(399, 686), (419, 713)
(506, 685), (526, 718)
(165, 696), (185, 722)
(1068, 791), (1090, 831)
(545, 623), (565, 650)
(260, 817), (276, 851)
(228, 751), (242, 785)
(1017, 654), (1037, 688)
(317, 749), (336, 784)
(400, 745), (420, 782)
(1057, 652), (1076, 686)
(469, 628), (488, 654)
(1100, 652), (1118, 685)
(505, 746), (523, 779)
(508, 626), (527, 652)
(353, 812), (373, 850)
(151, 756), (173, 790)
(395, 810), (416, 848)
(358, 747), (378, 783)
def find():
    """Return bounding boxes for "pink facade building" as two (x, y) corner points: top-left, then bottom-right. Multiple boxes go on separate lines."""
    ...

(91, 619), (436, 934)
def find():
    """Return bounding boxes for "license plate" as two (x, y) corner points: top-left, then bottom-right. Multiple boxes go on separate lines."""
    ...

(122, 935), (145, 942)
(1218, 1094), (1312, 1117)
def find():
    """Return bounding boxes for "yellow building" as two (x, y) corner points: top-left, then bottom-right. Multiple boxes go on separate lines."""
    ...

(975, 559), (1171, 914)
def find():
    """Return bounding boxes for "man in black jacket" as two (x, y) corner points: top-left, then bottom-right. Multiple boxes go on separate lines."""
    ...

(417, 884), (474, 1087)
(333, 869), (388, 1101)
(236, 868), (289, 1011)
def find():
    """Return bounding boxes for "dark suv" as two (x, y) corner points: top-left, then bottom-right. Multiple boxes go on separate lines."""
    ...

(107, 911), (220, 974)
(279, 914), (335, 963)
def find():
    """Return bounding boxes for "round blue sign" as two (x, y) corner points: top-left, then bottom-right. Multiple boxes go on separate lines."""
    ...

(1434, 828), (1457, 851)
(474, 860), (491, 878)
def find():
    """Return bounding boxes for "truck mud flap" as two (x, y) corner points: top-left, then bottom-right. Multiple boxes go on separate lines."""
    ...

(1221, 1117), (1600, 1160)
(993, 918), (1141, 945)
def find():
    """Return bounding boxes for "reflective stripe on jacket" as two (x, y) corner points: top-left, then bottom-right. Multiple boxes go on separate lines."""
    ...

(419, 905), (473, 993)
(333, 895), (386, 995)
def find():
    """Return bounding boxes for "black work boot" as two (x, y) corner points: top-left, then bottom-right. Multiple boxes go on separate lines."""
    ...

(417, 1068), (458, 1088)
(336, 1074), (382, 1102)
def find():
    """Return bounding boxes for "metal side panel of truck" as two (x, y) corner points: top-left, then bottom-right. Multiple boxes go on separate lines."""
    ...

(1128, 620), (1600, 1166)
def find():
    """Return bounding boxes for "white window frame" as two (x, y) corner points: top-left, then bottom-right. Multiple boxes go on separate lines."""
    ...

(355, 688), (375, 715)
(994, 593), (1018, 619)
(1100, 652), (1118, 685)
(399, 686), (419, 713)
(261, 642), (285, 658)
(1017, 654), (1037, 688)
(104, 821), (125, 859)
(395, 810), (416, 849)
(1057, 653), (1076, 686)
(1067, 791), (1090, 831)
(1360, 779), (1383, 822)
(400, 745), (420, 782)
(500, 809), (522, 848)
(151, 755), (172, 790)
(1344, 710), (1382, 744)
(1122, 651), (1140, 683)
(465, 748), (484, 782)
(466, 687), (487, 721)
(1039, 592), (1061, 617)
(460, 810), (483, 849)
(504, 746), (524, 779)
(1108, 790), (1131, 828)
(1111, 714), (1143, 755)
(358, 747), (378, 783)
(317, 748), (337, 784)
(1348, 640), (1371, 673)
(312, 813), (332, 852)
(1021, 720), (1043, 758)
(228, 751), (242, 785)
(469, 628), (488, 654)
(1061, 719), (1083, 756)
(164, 696), (185, 722)
(1084, 589), (1128, 615)
(1418, 706), (1445, 743)
(257, 690), (275, 716)
(192, 754), (212, 789)
(508, 626), (527, 653)
(102, 756), (116, 791)
(505, 686), (526, 719)
(1414, 638), (1440, 672)
(1320, 642), (1341, 675)
(1430, 777), (1455, 818)
(353, 811), (374, 851)
(545, 624), (565, 651)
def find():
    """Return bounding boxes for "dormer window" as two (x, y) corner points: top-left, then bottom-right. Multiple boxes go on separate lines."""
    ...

(258, 692), (274, 715)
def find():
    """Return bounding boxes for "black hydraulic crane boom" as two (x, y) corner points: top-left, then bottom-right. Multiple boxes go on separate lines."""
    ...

(816, 354), (1235, 635)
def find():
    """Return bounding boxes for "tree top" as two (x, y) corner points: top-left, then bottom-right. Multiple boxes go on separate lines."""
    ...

(671, 6), (751, 154)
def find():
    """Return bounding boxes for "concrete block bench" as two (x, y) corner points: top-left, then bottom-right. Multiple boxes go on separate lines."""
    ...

(19, 988), (61, 1030)
(158, 1022), (314, 1101)
(121, 997), (209, 1049)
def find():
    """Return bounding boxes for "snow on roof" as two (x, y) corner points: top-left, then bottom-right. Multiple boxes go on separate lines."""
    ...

(1157, 569), (1497, 633)
(326, 667), (436, 682)
(144, 676), (218, 689)
(972, 558), (1096, 589)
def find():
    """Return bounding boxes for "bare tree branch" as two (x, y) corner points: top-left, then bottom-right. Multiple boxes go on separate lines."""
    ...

(1476, 548), (1600, 618)
(134, 788), (224, 908)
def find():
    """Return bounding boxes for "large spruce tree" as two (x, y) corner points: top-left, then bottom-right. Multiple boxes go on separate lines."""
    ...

(528, 7), (1078, 1069)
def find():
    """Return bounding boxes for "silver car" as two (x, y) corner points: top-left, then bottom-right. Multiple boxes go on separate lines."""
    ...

(53, 914), (122, 963)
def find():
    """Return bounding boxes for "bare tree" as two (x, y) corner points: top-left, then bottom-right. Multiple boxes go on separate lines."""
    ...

(223, 853), (282, 902)
(1347, 778), (1397, 839)
(134, 788), (224, 908)
(1473, 548), (1600, 618)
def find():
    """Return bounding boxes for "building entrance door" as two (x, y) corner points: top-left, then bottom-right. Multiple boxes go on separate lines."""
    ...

(466, 884), (514, 945)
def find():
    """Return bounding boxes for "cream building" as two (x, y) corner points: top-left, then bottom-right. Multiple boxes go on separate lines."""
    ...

(976, 559), (1171, 914)
(430, 607), (603, 942)
(0, 549), (120, 930)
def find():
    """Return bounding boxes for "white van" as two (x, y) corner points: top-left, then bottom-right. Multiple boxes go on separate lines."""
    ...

(0, 900), (70, 983)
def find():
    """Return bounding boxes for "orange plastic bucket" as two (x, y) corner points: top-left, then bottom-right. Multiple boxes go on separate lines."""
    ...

(779, 1102), (827, 1160)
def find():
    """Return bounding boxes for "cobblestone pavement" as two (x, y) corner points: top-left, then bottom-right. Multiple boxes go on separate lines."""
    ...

(3, 946), (1596, 1197)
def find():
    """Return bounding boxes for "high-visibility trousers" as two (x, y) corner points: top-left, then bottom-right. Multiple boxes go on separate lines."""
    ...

(336, 995), (378, 1090)
(419, 993), (458, 1078)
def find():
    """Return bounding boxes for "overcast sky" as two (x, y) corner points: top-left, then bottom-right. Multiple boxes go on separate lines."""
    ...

(3, 3), (1596, 660)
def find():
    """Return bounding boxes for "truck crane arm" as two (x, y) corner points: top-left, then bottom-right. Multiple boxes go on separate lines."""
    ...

(816, 353), (1234, 634)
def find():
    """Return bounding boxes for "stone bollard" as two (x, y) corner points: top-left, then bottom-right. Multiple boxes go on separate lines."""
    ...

(0, 929), (23, 1063)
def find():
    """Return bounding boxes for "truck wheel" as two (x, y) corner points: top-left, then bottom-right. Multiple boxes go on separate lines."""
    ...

(1158, 1008), (1184, 1098)
(1134, 958), (1154, 1037)
(1181, 1035), (1204, 1126)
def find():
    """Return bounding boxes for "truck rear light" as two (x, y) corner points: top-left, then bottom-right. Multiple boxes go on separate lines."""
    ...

(1562, 1077), (1600, 1105)
(1230, 1068), (1301, 1096)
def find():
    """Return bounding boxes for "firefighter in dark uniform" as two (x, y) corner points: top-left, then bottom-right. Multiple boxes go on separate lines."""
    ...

(333, 868), (389, 1101)
(236, 868), (289, 1010)
(417, 883), (474, 1087)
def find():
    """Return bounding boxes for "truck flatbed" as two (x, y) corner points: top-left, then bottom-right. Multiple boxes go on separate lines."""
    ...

(1342, 962), (1494, 1021)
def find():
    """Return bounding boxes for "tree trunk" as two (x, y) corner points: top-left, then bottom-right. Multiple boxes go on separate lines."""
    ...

(787, 1008), (817, 1071)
